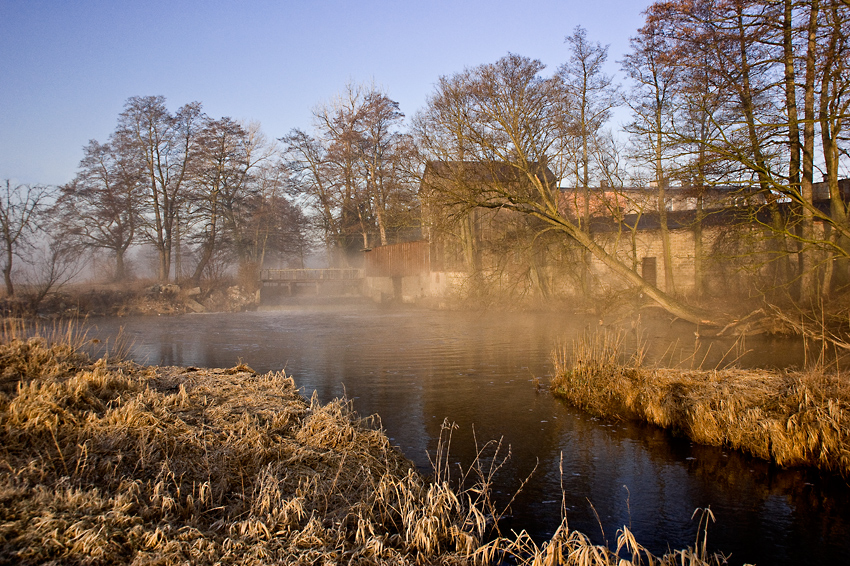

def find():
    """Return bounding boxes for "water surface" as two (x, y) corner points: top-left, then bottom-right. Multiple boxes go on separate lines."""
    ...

(90, 306), (849, 566)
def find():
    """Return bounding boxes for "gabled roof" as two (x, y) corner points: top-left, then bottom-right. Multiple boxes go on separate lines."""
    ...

(423, 160), (556, 186)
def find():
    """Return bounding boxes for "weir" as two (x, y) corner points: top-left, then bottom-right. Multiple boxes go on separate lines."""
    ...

(259, 268), (365, 301)
(260, 241), (441, 304)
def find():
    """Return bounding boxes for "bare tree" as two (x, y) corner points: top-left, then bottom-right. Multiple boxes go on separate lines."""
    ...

(236, 161), (310, 269)
(417, 54), (714, 324)
(284, 83), (418, 265)
(186, 118), (275, 284)
(281, 129), (349, 264)
(315, 83), (371, 254)
(360, 90), (408, 246)
(114, 96), (204, 281)
(54, 139), (143, 281)
(557, 27), (619, 297)
(558, 26), (619, 230)
(622, 19), (680, 293)
(18, 233), (85, 312)
(0, 180), (51, 296)
(412, 70), (482, 274)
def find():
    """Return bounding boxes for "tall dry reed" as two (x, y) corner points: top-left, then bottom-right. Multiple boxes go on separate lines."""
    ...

(551, 330), (850, 475)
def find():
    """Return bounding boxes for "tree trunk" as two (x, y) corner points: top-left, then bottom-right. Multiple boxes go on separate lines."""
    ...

(462, 211), (478, 274)
(375, 206), (388, 246)
(175, 214), (182, 284)
(822, 231), (836, 298)
(191, 241), (215, 285)
(3, 245), (13, 296)
(694, 192), (704, 298)
(564, 221), (714, 325)
(191, 210), (218, 284)
(783, 0), (802, 196)
(820, 0), (850, 287)
(158, 244), (170, 282)
(656, 169), (674, 294)
(115, 249), (126, 282)
(799, 0), (821, 303)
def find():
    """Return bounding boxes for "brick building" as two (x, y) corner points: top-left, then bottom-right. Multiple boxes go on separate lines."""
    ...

(416, 162), (849, 301)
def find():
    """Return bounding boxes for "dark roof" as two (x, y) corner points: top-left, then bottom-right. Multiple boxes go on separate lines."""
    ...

(423, 160), (557, 186)
(587, 200), (835, 234)
(561, 178), (850, 204)
(813, 178), (850, 202)
(559, 185), (748, 194)
(593, 208), (750, 232)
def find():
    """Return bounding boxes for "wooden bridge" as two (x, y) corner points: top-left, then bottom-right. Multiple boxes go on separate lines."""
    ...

(260, 268), (365, 298)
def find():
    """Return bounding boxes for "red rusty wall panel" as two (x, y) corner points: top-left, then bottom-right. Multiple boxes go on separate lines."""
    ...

(363, 241), (430, 277)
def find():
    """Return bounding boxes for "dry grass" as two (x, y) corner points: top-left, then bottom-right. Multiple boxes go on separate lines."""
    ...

(478, 508), (729, 566)
(552, 330), (850, 475)
(0, 324), (733, 565)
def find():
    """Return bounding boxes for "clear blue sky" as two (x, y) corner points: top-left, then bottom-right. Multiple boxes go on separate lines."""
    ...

(1, 0), (651, 186)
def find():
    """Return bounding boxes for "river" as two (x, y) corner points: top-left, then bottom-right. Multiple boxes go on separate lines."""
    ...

(88, 305), (850, 566)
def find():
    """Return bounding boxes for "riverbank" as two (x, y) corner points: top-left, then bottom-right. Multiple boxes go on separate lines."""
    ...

(551, 332), (850, 475)
(0, 280), (260, 318)
(0, 328), (736, 565)
(0, 329), (481, 564)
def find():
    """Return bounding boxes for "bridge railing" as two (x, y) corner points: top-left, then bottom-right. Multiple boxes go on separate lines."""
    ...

(260, 268), (364, 282)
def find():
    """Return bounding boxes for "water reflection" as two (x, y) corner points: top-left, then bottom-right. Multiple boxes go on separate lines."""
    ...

(90, 307), (848, 566)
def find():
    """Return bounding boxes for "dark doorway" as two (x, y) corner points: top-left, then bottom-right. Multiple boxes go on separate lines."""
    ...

(642, 257), (657, 287)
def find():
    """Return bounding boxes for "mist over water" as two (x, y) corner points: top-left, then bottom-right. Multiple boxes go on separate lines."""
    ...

(90, 306), (849, 566)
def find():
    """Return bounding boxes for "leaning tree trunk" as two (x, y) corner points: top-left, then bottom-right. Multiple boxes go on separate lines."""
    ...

(565, 223), (715, 325)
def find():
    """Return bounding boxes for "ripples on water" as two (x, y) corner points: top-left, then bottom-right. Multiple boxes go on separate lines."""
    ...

(90, 306), (850, 566)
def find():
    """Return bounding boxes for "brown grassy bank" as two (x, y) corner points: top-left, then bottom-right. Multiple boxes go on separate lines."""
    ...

(0, 327), (733, 565)
(552, 331), (850, 475)
(0, 280), (259, 319)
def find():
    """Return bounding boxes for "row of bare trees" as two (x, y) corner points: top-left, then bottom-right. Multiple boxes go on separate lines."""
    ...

(53, 95), (309, 285)
(282, 83), (419, 266)
(632, 0), (850, 303)
(1, 87), (421, 294)
(2, 87), (422, 295)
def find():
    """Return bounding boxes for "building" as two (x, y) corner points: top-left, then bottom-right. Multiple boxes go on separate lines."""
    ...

(376, 162), (850, 303)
